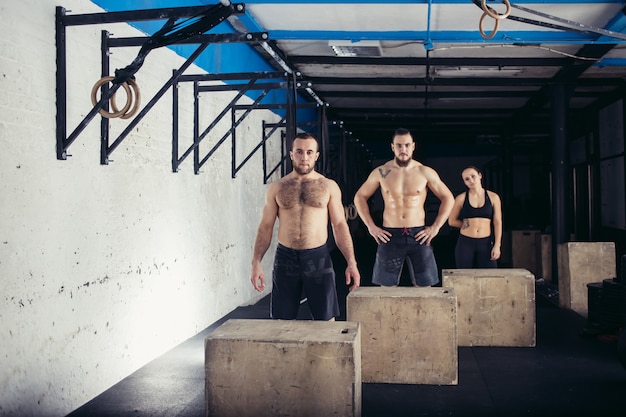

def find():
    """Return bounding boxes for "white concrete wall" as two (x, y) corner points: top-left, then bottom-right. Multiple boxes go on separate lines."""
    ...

(0, 1), (281, 415)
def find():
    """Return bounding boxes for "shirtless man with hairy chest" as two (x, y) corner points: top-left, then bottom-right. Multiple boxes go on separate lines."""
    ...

(251, 133), (360, 320)
(275, 176), (330, 249)
(354, 128), (454, 287)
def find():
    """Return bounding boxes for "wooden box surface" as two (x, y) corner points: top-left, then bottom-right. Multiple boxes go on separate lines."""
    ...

(347, 287), (457, 385)
(205, 319), (361, 417)
(442, 268), (536, 347)
(557, 242), (616, 316)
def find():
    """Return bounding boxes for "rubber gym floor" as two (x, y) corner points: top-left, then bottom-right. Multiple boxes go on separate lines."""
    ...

(67, 235), (626, 417)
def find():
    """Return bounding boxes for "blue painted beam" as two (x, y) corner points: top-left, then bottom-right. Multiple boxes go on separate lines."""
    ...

(264, 29), (626, 44)
(240, 0), (623, 4)
(595, 57), (626, 66)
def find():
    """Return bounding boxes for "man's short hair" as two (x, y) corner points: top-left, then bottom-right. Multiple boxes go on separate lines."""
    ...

(293, 132), (319, 150)
(393, 128), (413, 141)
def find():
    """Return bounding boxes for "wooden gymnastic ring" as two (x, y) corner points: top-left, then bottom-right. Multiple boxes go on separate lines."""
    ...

(481, 0), (511, 20)
(91, 76), (132, 119)
(110, 78), (141, 119)
(479, 12), (500, 39)
(345, 204), (358, 220)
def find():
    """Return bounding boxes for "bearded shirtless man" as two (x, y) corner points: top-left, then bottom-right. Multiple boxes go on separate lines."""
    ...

(354, 128), (454, 287)
(250, 133), (360, 320)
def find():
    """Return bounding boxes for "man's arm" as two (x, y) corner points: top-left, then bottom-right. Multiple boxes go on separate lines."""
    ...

(250, 183), (279, 292)
(416, 166), (455, 245)
(354, 168), (390, 243)
(328, 180), (361, 291)
(448, 193), (465, 229)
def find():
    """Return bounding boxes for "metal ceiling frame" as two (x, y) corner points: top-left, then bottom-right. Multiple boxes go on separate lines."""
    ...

(230, 0), (626, 145)
(238, 0), (626, 47)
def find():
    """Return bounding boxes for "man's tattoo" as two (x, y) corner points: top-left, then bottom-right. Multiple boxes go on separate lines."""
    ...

(461, 219), (470, 230)
(379, 168), (391, 179)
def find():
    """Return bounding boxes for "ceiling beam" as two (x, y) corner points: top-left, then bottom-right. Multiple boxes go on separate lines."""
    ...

(290, 56), (569, 66)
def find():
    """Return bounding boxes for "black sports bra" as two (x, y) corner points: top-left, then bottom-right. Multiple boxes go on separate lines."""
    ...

(460, 190), (493, 220)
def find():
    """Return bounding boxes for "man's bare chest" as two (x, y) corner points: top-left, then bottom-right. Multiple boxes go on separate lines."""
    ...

(277, 179), (329, 209)
(379, 168), (427, 196)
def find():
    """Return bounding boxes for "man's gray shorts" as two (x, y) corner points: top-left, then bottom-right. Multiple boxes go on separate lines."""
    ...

(372, 226), (440, 287)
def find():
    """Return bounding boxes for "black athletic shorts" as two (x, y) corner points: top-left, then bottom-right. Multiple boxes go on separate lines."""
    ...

(271, 243), (339, 320)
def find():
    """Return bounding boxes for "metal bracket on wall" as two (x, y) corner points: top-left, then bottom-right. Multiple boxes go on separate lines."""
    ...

(55, 3), (257, 162)
(55, 3), (328, 182)
(257, 115), (324, 183)
(171, 72), (319, 176)
(98, 30), (268, 165)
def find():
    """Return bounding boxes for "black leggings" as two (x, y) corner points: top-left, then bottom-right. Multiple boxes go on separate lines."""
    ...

(454, 234), (497, 268)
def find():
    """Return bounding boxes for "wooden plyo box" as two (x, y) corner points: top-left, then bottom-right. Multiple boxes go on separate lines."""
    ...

(511, 230), (541, 275)
(204, 319), (361, 417)
(557, 242), (616, 316)
(537, 234), (552, 281)
(442, 269), (536, 347)
(346, 287), (457, 385)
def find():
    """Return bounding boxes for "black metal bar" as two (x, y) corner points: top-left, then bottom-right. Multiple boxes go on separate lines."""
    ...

(234, 123), (278, 178)
(233, 103), (317, 111)
(194, 81), (200, 174)
(231, 106), (237, 178)
(178, 71), (286, 83)
(320, 90), (533, 99)
(341, 127), (348, 188)
(263, 119), (288, 183)
(280, 130), (286, 177)
(197, 90), (270, 173)
(55, 7), (68, 160)
(284, 74), (296, 173)
(100, 31), (111, 165)
(197, 81), (255, 142)
(59, 4), (244, 26)
(551, 82), (569, 285)
(320, 105), (330, 178)
(199, 82), (286, 92)
(172, 70), (180, 172)
(290, 56), (569, 66)
(106, 41), (211, 159)
(109, 32), (268, 47)
(62, 80), (125, 156)
(304, 76), (626, 88)
(185, 81), (254, 172)
(263, 119), (285, 146)
(262, 120), (268, 183)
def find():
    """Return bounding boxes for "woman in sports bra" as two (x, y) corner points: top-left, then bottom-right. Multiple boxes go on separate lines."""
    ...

(448, 166), (502, 268)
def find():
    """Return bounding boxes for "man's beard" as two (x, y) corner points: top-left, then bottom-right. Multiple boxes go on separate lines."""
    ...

(293, 163), (314, 175)
(394, 156), (411, 167)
